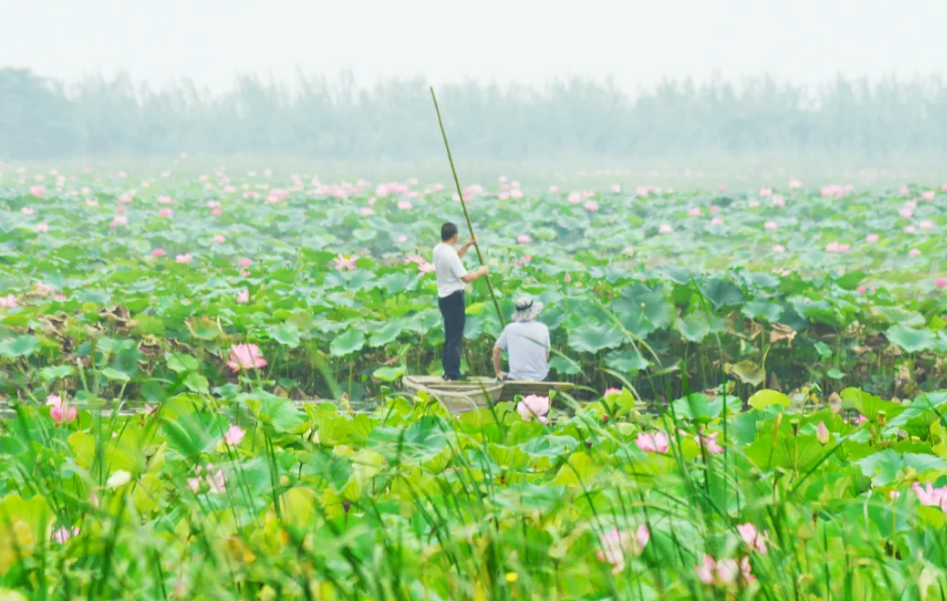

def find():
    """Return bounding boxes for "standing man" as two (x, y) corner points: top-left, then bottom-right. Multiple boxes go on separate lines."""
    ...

(434, 222), (489, 381)
(493, 295), (550, 382)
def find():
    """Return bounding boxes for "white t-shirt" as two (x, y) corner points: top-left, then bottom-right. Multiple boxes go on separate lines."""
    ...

(433, 242), (468, 298)
(496, 320), (550, 381)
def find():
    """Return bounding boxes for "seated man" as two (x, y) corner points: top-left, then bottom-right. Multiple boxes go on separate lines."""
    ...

(493, 296), (550, 382)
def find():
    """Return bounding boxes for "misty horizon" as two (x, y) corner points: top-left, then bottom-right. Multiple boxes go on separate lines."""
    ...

(4, 0), (946, 93)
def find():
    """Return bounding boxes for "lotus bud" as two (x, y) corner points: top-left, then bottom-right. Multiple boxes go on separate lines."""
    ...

(791, 419), (800, 436)
(816, 422), (829, 445)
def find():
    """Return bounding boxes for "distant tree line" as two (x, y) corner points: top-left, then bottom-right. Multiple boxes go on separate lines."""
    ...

(2, 67), (947, 162)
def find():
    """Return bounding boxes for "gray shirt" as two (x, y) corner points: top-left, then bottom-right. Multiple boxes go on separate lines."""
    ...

(496, 320), (550, 381)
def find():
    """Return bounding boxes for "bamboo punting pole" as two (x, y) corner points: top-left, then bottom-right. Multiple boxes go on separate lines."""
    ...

(430, 87), (506, 328)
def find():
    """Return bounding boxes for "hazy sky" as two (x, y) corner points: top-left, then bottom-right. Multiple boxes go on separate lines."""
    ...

(3, 0), (946, 93)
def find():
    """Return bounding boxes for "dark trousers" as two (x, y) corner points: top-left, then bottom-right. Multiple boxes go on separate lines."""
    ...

(438, 291), (466, 379)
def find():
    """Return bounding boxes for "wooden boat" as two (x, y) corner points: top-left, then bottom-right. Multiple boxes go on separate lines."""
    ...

(402, 375), (575, 414)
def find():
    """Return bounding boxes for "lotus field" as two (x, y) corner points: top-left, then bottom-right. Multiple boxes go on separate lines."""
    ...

(5, 166), (947, 600)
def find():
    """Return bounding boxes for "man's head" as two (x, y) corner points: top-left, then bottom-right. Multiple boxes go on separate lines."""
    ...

(512, 295), (544, 322)
(441, 222), (459, 244)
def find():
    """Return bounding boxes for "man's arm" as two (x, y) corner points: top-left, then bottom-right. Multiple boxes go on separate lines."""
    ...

(461, 265), (488, 283)
(492, 345), (506, 379)
(457, 237), (477, 259)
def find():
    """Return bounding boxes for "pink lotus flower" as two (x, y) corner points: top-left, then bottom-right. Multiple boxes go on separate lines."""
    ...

(238, 258), (253, 267)
(516, 394), (550, 424)
(942, 184), (947, 192)
(772, 244), (786, 253)
(20, 207), (34, 215)
(899, 208), (913, 219)
(567, 191), (582, 204)
(109, 216), (128, 228)
(737, 523), (768, 553)
(922, 191), (935, 201)
(866, 233), (879, 243)
(397, 235), (407, 243)
(856, 414), (869, 424)
(709, 205), (720, 213)
(517, 234), (531, 244)
(910, 249), (922, 257)
(157, 195), (173, 204)
(857, 285), (867, 295)
(900, 186), (910, 195)
(913, 481), (947, 507)
(710, 217), (724, 226)
(513, 255), (532, 267)
(695, 555), (754, 586)
(116, 204), (126, 213)
(236, 289), (249, 303)
(36, 223), (49, 233)
(610, 184), (621, 193)
(635, 186), (652, 198)
(333, 254), (357, 271)
(212, 235), (226, 244)
(698, 431), (724, 454)
(920, 220), (934, 230)
(176, 254), (193, 264)
(30, 185), (46, 198)
(549, 185), (559, 193)
(212, 208), (222, 217)
(905, 225), (917, 234)
(759, 188), (773, 198)
(47, 394), (77, 423)
(152, 249), (166, 258)
(418, 261), (436, 274)
(244, 191), (260, 200)
(688, 207), (702, 217)
(596, 525), (649, 574)
(397, 200), (413, 211)
(635, 431), (669, 454)
(158, 208), (173, 218)
(119, 194), (133, 203)
(85, 199), (99, 208)
(748, 200), (760, 208)
(497, 192), (510, 201)
(52, 526), (79, 544)
(936, 278), (947, 288)
(658, 224), (672, 234)
(207, 200), (221, 208)
(718, 184), (727, 191)
(510, 189), (523, 199)
(764, 221), (778, 230)
(187, 464), (227, 494)
(604, 388), (621, 397)
(772, 195), (785, 207)
(226, 344), (267, 372)
(0, 294), (18, 309)
(36, 282), (54, 294)
(584, 200), (599, 212)
(622, 246), (635, 255)
(822, 184), (845, 197)
(788, 178), (803, 189)
(223, 424), (245, 446)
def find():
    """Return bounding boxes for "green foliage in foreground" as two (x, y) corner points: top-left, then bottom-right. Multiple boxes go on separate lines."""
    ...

(3, 384), (947, 599)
